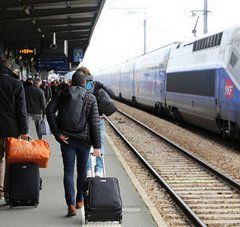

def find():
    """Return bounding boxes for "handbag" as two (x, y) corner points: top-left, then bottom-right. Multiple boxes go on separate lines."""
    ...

(6, 137), (50, 168)
(40, 118), (51, 135)
(97, 89), (117, 116)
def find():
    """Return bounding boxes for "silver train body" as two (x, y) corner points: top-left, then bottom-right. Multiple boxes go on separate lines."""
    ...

(97, 27), (240, 138)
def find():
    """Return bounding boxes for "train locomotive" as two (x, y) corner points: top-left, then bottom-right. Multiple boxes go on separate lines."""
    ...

(96, 27), (240, 139)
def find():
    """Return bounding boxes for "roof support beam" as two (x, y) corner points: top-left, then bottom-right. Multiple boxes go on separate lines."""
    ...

(0, 0), (98, 8)
(0, 25), (92, 36)
(0, 6), (98, 22)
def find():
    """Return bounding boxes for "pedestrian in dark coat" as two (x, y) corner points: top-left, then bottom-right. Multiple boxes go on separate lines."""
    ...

(0, 59), (29, 201)
(46, 70), (101, 216)
(25, 78), (46, 139)
(41, 81), (52, 103)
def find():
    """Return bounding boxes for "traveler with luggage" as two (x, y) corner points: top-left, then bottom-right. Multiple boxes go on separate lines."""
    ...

(0, 59), (29, 201)
(25, 78), (46, 139)
(75, 67), (115, 177)
(46, 70), (101, 217)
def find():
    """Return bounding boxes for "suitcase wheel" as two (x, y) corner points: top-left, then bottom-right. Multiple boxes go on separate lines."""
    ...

(9, 204), (13, 209)
(85, 219), (88, 225)
(119, 219), (122, 224)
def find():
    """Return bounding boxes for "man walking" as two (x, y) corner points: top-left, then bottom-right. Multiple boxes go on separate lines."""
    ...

(25, 78), (46, 139)
(0, 59), (29, 200)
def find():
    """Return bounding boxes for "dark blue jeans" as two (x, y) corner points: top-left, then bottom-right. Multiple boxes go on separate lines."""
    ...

(60, 139), (90, 206)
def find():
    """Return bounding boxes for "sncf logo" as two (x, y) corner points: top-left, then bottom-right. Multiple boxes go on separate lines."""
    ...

(225, 79), (234, 98)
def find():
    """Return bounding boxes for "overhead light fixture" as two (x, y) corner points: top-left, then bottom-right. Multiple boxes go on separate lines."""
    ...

(37, 28), (41, 32)
(41, 34), (45, 38)
(49, 32), (57, 49)
(23, 5), (33, 15)
(31, 18), (37, 25)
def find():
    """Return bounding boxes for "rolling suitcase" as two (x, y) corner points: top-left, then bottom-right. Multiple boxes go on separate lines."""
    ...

(9, 162), (41, 208)
(84, 154), (122, 224)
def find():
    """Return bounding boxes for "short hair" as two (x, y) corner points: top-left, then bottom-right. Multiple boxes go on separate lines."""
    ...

(76, 66), (91, 75)
(72, 71), (87, 86)
(33, 77), (42, 85)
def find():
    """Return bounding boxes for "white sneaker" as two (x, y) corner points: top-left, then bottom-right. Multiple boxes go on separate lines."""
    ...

(95, 171), (103, 178)
(87, 170), (92, 177)
(0, 195), (4, 201)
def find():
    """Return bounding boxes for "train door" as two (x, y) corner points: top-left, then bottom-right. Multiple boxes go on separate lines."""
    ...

(191, 69), (218, 131)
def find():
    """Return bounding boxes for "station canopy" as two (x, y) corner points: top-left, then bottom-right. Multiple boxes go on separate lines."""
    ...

(0, 0), (106, 54)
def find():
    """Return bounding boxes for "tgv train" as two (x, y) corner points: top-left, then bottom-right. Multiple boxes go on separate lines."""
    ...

(97, 27), (240, 139)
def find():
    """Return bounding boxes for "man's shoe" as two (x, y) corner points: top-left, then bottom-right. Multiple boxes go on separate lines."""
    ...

(67, 205), (76, 217)
(76, 201), (84, 209)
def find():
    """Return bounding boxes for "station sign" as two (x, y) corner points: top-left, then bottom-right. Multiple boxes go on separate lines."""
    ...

(18, 48), (34, 55)
(73, 48), (83, 63)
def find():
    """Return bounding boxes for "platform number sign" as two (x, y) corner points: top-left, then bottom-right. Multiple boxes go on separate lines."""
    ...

(73, 49), (83, 63)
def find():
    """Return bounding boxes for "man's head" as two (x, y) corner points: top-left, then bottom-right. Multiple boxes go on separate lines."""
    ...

(33, 78), (42, 87)
(0, 58), (13, 69)
(71, 71), (87, 86)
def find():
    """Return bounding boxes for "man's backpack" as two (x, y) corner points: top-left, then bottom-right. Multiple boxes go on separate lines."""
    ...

(97, 88), (117, 116)
(61, 86), (87, 132)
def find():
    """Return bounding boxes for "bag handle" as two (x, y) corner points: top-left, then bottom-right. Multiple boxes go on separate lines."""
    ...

(18, 135), (33, 141)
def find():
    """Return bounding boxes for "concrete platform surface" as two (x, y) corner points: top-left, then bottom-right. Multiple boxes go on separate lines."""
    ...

(0, 120), (157, 227)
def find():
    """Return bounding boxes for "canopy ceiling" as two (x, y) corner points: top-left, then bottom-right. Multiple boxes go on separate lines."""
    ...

(0, 0), (106, 55)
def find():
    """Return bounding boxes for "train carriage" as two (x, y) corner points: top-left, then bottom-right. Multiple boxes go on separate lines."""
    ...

(96, 26), (240, 139)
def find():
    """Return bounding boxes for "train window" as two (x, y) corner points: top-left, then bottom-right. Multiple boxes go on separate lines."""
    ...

(166, 69), (215, 96)
(230, 51), (238, 68)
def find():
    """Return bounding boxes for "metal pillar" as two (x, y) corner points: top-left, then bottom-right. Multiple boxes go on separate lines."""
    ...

(203, 0), (208, 34)
(143, 18), (146, 54)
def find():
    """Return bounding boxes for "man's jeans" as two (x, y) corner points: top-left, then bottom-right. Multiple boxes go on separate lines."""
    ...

(60, 139), (90, 206)
(28, 114), (42, 139)
(86, 118), (105, 173)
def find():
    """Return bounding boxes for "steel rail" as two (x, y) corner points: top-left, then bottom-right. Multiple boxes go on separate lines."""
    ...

(105, 115), (207, 227)
(117, 109), (240, 191)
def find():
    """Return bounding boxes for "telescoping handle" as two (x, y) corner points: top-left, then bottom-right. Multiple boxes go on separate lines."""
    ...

(90, 151), (106, 177)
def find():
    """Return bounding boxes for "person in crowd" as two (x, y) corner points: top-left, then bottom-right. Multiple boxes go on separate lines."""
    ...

(51, 80), (60, 97)
(25, 78), (46, 139)
(76, 67), (114, 177)
(0, 59), (29, 201)
(41, 80), (52, 103)
(23, 77), (33, 88)
(47, 70), (101, 217)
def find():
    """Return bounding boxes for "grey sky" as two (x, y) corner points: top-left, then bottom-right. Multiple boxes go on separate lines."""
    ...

(83, 0), (240, 72)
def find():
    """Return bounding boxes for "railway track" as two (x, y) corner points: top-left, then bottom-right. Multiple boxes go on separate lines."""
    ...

(106, 109), (240, 226)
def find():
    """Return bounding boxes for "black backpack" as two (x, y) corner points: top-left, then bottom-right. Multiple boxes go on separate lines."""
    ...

(61, 86), (87, 132)
(97, 88), (117, 116)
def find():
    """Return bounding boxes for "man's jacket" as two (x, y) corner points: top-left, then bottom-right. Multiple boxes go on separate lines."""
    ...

(25, 85), (46, 115)
(46, 85), (101, 149)
(0, 66), (28, 138)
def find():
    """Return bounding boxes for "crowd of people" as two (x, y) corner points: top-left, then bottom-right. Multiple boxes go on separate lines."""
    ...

(0, 59), (115, 217)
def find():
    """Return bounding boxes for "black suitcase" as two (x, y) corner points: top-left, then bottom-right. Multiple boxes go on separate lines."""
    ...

(84, 177), (122, 224)
(9, 162), (41, 208)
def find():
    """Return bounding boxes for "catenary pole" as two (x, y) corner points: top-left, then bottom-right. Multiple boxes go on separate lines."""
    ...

(203, 0), (208, 34)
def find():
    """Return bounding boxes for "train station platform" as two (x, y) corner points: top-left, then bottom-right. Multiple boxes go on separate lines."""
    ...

(0, 120), (158, 227)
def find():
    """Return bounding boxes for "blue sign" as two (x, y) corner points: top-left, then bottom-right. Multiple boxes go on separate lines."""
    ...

(36, 56), (68, 72)
(73, 49), (83, 63)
